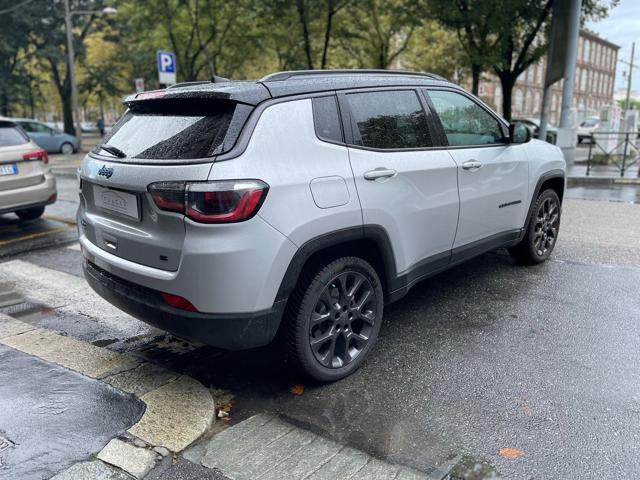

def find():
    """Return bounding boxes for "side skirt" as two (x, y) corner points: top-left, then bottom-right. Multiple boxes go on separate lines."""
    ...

(386, 229), (522, 304)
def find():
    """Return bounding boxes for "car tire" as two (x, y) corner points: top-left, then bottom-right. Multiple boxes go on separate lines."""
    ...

(60, 142), (74, 155)
(16, 206), (45, 221)
(508, 189), (561, 265)
(283, 256), (384, 382)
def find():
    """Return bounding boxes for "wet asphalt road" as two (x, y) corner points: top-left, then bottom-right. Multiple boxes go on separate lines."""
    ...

(0, 174), (639, 479)
(0, 344), (144, 480)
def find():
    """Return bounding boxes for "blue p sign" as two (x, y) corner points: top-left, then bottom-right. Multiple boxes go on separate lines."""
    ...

(157, 52), (175, 73)
(157, 51), (176, 85)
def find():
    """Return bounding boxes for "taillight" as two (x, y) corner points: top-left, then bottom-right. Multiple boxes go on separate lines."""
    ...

(148, 180), (269, 224)
(23, 149), (49, 164)
(161, 292), (199, 312)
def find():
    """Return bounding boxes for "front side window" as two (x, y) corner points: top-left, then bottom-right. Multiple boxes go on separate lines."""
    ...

(427, 90), (505, 146)
(345, 90), (432, 149)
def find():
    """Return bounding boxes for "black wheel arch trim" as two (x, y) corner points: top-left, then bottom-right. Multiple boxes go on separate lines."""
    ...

(275, 225), (398, 304)
(519, 169), (565, 241)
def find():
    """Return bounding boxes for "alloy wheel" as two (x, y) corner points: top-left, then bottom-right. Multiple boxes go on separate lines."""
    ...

(309, 271), (377, 369)
(533, 197), (559, 256)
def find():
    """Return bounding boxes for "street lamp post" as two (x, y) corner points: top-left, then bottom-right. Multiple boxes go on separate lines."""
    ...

(63, 2), (117, 151)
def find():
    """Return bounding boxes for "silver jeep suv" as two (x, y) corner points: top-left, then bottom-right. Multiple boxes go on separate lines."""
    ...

(79, 70), (565, 381)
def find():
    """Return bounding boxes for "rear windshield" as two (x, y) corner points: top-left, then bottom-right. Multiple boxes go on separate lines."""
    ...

(96, 98), (244, 160)
(0, 123), (29, 147)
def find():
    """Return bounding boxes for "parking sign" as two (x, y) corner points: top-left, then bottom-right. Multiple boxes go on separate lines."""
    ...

(157, 51), (176, 85)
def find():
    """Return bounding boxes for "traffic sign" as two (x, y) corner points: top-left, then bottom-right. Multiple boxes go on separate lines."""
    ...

(134, 78), (144, 93)
(157, 51), (176, 85)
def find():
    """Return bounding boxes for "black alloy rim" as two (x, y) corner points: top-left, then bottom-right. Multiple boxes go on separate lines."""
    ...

(309, 271), (377, 369)
(534, 197), (559, 256)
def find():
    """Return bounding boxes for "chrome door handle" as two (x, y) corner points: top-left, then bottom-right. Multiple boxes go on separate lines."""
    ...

(461, 160), (482, 171)
(364, 168), (397, 181)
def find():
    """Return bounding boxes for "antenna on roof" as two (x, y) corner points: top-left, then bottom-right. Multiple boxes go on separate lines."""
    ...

(211, 74), (230, 83)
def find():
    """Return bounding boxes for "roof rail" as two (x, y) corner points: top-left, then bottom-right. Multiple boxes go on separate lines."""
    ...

(260, 69), (448, 82)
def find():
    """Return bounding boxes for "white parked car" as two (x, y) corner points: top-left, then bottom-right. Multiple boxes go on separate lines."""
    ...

(0, 118), (57, 220)
(577, 116), (600, 143)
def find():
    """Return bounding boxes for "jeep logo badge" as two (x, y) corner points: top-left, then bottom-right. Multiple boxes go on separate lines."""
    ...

(98, 165), (114, 178)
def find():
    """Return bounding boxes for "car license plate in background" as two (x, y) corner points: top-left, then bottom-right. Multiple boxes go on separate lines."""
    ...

(93, 184), (140, 220)
(0, 164), (17, 176)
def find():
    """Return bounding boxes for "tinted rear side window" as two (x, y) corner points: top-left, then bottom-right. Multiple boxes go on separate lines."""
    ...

(312, 96), (343, 143)
(0, 123), (29, 147)
(97, 98), (245, 160)
(345, 90), (432, 149)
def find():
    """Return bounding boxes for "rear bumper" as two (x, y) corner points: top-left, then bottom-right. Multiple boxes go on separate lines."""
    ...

(83, 260), (286, 350)
(0, 172), (57, 214)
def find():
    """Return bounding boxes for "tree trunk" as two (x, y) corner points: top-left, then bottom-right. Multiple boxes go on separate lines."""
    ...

(62, 91), (74, 136)
(471, 64), (481, 95)
(296, 0), (314, 69)
(321, 1), (336, 69)
(500, 74), (515, 122)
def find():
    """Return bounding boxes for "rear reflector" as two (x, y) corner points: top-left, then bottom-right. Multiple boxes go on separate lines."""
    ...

(23, 149), (48, 164)
(148, 180), (269, 224)
(161, 292), (199, 312)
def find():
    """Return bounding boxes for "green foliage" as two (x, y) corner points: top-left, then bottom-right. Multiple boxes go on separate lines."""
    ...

(0, 0), (620, 124)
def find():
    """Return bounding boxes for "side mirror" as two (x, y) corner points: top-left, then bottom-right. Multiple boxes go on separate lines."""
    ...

(509, 122), (532, 144)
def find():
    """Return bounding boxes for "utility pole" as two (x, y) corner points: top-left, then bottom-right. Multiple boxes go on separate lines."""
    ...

(64, 0), (81, 149)
(557, 0), (582, 164)
(624, 42), (635, 112)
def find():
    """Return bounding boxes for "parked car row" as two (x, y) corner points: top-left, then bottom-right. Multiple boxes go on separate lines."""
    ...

(0, 118), (57, 220)
(10, 118), (79, 154)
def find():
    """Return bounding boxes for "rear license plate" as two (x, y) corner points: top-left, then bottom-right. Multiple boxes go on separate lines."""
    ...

(93, 184), (140, 220)
(0, 164), (17, 176)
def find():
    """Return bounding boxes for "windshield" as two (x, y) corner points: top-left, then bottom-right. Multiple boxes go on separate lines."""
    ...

(97, 98), (237, 160)
(581, 118), (599, 127)
(0, 123), (29, 147)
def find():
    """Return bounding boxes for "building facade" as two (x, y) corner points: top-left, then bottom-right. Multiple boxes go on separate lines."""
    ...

(478, 30), (619, 125)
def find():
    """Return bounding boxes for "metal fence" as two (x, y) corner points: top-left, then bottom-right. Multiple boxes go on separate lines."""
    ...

(586, 131), (640, 177)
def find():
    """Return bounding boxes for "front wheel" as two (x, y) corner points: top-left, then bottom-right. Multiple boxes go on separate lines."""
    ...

(284, 256), (384, 382)
(509, 189), (561, 264)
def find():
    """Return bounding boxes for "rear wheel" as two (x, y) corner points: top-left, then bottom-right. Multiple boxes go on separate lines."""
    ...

(16, 206), (45, 221)
(284, 256), (384, 382)
(60, 142), (74, 155)
(509, 189), (561, 264)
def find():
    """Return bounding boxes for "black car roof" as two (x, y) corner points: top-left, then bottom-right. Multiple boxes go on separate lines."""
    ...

(124, 70), (453, 107)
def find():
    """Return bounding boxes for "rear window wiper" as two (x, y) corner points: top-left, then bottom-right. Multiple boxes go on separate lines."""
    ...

(97, 144), (127, 158)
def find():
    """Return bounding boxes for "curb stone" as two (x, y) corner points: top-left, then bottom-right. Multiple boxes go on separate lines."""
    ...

(0, 314), (215, 478)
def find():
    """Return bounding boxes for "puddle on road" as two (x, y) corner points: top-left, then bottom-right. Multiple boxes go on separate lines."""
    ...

(444, 455), (501, 479)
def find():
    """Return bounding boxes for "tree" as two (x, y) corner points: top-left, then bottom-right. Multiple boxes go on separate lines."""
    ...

(336, 0), (422, 69)
(425, 0), (502, 95)
(491, 0), (618, 121)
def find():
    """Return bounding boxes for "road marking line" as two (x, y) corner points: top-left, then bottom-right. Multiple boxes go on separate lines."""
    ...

(0, 226), (72, 247)
(66, 243), (81, 251)
(43, 214), (77, 225)
(0, 260), (149, 335)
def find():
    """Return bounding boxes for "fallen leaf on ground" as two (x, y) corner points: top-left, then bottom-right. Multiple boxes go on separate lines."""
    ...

(521, 403), (533, 417)
(289, 384), (305, 395)
(500, 448), (524, 459)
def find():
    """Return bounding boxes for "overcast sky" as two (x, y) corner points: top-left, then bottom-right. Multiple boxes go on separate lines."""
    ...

(586, 0), (639, 94)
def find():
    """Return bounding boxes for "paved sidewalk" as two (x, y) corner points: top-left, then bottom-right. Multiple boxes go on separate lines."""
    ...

(184, 414), (441, 480)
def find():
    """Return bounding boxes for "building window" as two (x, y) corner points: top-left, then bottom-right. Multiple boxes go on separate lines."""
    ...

(533, 91), (541, 114)
(584, 40), (591, 63)
(580, 69), (587, 91)
(536, 63), (543, 84)
(515, 88), (524, 112)
(494, 84), (502, 113)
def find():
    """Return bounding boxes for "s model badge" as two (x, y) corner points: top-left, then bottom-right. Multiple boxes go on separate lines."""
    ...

(98, 165), (114, 178)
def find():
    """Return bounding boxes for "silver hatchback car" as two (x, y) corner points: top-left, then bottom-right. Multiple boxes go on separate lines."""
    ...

(79, 70), (565, 381)
(0, 119), (57, 220)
